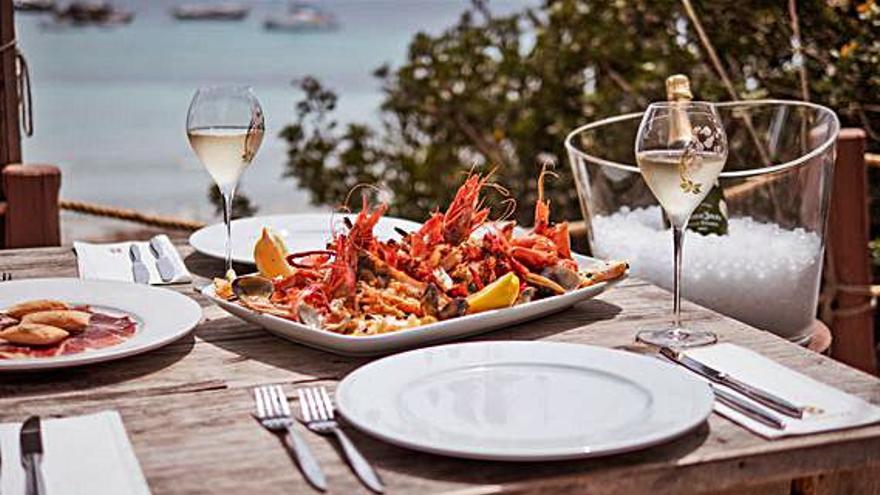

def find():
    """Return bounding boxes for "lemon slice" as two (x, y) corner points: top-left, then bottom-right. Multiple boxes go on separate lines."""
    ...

(254, 227), (294, 279)
(466, 272), (520, 314)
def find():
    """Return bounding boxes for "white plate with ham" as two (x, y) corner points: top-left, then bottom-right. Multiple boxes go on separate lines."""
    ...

(0, 278), (202, 371)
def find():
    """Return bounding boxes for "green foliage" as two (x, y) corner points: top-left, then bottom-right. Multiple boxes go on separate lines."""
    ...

(280, 0), (879, 225)
(208, 184), (258, 219)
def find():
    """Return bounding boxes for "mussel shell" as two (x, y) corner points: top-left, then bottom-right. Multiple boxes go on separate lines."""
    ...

(231, 275), (274, 299)
(438, 298), (469, 320)
(298, 303), (324, 329)
(540, 265), (582, 291)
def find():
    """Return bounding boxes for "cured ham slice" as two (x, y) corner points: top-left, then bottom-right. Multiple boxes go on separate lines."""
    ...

(0, 309), (136, 360)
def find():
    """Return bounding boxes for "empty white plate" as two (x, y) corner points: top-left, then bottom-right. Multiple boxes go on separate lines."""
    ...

(0, 278), (202, 371)
(336, 341), (713, 461)
(189, 213), (422, 265)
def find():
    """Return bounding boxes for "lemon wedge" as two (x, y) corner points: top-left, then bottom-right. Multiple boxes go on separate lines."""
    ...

(254, 227), (294, 279)
(466, 272), (520, 314)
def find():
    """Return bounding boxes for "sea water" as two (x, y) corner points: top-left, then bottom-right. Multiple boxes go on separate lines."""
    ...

(591, 206), (824, 341)
(15, 0), (538, 232)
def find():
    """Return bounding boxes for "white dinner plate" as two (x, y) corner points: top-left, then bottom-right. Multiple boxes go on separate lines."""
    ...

(189, 213), (423, 265)
(0, 278), (202, 371)
(202, 254), (624, 356)
(337, 341), (714, 461)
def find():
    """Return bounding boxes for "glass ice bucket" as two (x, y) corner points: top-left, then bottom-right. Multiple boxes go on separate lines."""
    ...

(565, 100), (840, 343)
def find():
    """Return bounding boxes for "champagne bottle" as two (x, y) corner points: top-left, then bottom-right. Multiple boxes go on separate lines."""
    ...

(662, 74), (729, 236)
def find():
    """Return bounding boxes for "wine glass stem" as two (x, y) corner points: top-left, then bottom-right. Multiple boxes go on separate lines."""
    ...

(672, 225), (684, 331)
(221, 185), (237, 277)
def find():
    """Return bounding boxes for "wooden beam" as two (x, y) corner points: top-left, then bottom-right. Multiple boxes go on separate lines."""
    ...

(827, 128), (877, 375)
(2, 164), (61, 248)
(0, 0), (22, 179)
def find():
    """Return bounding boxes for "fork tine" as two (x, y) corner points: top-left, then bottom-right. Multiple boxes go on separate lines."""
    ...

(318, 387), (335, 419)
(267, 385), (285, 418)
(309, 388), (330, 421)
(297, 388), (313, 422)
(253, 387), (267, 418)
(303, 388), (322, 421)
(275, 385), (292, 416)
(261, 386), (278, 417)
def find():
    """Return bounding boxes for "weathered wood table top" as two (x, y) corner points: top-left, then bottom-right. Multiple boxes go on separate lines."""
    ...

(1, 242), (879, 495)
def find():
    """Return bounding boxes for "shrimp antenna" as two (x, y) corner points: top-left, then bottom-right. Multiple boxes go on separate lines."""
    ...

(496, 197), (518, 223)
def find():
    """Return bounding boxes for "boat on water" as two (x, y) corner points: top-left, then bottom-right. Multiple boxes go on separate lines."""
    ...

(50, 1), (134, 26)
(264, 3), (337, 32)
(13, 0), (56, 12)
(172, 3), (249, 21)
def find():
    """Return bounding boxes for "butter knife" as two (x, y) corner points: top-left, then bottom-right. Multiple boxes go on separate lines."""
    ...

(659, 347), (804, 418)
(149, 236), (177, 283)
(711, 385), (785, 430)
(20, 416), (46, 495)
(129, 244), (150, 284)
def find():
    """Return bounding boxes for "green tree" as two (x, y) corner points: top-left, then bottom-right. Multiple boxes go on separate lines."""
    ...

(279, 0), (878, 225)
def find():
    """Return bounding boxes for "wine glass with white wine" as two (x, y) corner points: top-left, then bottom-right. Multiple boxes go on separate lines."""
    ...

(634, 100), (728, 347)
(186, 85), (265, 278)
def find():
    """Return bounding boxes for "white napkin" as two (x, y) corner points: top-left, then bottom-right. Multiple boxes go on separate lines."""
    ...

(74, 235), (191, 284)
(686, 343), (880, 439)
(0, 411), (152, 495)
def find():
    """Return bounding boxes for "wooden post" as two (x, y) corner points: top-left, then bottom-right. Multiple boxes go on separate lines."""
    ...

(2, 164), (61, 248)
(827, 128), (877, 375)
(0, 0), (22, 175)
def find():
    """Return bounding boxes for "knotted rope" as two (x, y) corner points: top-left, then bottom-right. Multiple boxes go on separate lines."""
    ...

(0, 38), (33, 137)
(60, 200), (206, 231)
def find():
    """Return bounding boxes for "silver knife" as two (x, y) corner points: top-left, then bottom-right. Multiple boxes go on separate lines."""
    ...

(20, 416), (46, 495)
(712, 385), (785, 430)
(129, 244), (151, 284)
(149, 236), (177, 282)
(659, 347), (804, 419)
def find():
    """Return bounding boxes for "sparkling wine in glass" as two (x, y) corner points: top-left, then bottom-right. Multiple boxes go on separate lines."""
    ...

(186, 85), (264, 278)
(634, 101), (728, 347)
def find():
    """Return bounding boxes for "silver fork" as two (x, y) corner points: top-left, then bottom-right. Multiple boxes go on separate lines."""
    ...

(299, 386), (385, 494)
(253, 385), (327, 491)
(0, 272), (12, 282)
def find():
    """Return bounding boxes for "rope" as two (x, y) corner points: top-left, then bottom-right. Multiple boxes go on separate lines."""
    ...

(0, 39), (16, 54)
(820, 236), (878, 320)
(60, 199), (206, 231)
(0, 38), (33, 137)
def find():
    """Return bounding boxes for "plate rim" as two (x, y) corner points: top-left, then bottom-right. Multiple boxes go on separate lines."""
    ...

(0, 278), (203, 371)
(335, 341), (714, 461)
(189, 213), (423, 265)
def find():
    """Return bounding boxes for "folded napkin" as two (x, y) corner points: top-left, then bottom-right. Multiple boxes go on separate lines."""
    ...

(74, 235), (191, 284)
(0, 411), (152, 495)
(687, 343), (880, 439)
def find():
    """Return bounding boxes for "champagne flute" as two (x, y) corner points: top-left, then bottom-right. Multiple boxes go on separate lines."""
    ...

(186, 85), (265, 278)
(634, 101), (727, 347)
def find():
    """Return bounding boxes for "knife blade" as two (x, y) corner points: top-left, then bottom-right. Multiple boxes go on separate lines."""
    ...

(149, 236), (177, 282)
(129, 244), (151, 284)
(19, 416), (46, 495)
(711, 385), (785, 430)
(659, 347), (804, 419)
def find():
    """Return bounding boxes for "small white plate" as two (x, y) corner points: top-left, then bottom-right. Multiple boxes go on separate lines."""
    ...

(202, 254), (624, 356)
(337, 341), (714, 461)
(0, 279), (202, 371)
(189, 213), (422, 265)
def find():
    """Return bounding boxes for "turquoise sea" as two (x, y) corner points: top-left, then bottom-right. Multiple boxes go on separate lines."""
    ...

(14, 0), (535, 232)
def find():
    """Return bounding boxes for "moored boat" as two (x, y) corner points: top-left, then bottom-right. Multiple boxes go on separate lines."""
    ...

(13, 0), (56, 12)
(52, 1), (134, 26)
(171, 3), (249, 21)
(264, 3), (337, 32)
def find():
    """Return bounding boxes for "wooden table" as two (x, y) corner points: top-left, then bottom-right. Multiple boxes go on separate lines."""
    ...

(1, 243), (880, 495)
